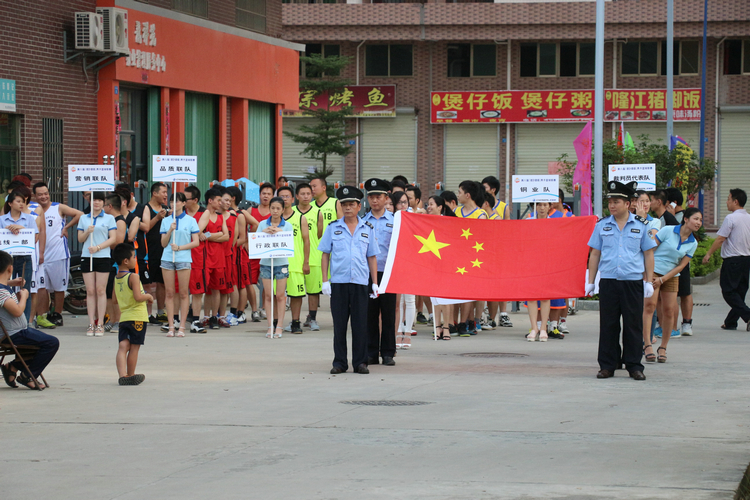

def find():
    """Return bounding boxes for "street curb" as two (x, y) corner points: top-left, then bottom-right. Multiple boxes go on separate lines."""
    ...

(579, 300), (599, 311)
(693, 267), (721, 285)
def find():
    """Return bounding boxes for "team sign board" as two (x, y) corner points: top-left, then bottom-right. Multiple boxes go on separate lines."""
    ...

(608, 163), (656, 190)
(246, 231), (294, 260)
(0, 229), (35, 256)
(512, 175), (559, 203)
(152, 155), (198, 183)
(68, 165), (116, 191)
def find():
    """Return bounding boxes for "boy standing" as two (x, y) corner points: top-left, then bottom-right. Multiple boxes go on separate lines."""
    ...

(278, 186), (310, 334)
(113, 244), (153, 386)
(200, 189), (229, 329)
(294, 183), (322, 331)
(184, 185), (208, 333)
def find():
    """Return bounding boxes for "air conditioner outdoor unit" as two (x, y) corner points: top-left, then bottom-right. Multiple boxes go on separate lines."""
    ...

(74, 12), (104, 51)
(97, 7), (129, 55)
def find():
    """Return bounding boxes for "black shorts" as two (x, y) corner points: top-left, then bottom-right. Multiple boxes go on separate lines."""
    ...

(147, 247), (164, 284)
(678, 262), (691, 297)
(138, 259), (151, 285)
(106, 265), (117, 299)
(118, 320), (147, 345)
(81, 257), (112, 274)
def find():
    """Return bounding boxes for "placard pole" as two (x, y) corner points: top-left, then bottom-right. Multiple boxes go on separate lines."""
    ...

(172, 182), (176, 263)
(269, 256), (274, 337)
(432, 302), (437, 341)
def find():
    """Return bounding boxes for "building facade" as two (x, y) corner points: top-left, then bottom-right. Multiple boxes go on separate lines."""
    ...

(281, 0), (750, 226)
(0, 0), (301, 204)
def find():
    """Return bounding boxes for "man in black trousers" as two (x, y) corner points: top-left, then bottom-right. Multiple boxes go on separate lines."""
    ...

(363, 178), (397, 366)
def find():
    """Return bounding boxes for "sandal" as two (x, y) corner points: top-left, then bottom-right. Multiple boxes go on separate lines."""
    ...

(657, 346), (667, 363)
(274, 327), (283, 339)
(17, 372), (44, 390)
(442, 324), (451, 340)
(94, 324), (104, 337)
(266, 327), (273, 339)
(527, 330), (539, 342)
(436, 325), (444, 340)
(86, 324), (94, 337)
(176, 327), (185, 338)
(1, 363), (17, 388)
(166, 329), (175, 337)
(644, 344), (656, 363)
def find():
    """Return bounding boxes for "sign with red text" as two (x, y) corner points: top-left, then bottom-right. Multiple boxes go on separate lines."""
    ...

(283, 85), (396, 117)
(604, 89), (701, 121)
(431, 90), (594, 124)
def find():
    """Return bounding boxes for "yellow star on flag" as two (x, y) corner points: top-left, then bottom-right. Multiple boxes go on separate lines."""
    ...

(473, 242), (484, 252)
(456, 267), (467, 275)
(471, 259), (482, 268)
(461, 228), (472, 240)
(414, 230), (450, 259)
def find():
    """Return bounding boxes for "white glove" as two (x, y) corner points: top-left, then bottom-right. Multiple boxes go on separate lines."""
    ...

(584, 283), (596, 297)
(643, 281), (654, 298)
(369, 283), (379, 299)
(321, 281), (331, 297)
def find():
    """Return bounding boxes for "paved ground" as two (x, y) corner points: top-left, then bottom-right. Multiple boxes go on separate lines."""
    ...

(2, 279), (749, 499)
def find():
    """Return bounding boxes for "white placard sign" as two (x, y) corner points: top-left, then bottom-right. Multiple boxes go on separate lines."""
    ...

(0, 229), (35, 256)
(68, 165), (115, 191)
(511, 175), (559, 203)
(247, 231), (294, 259)
(608, 163), (656, 190)
(152, 155), (198, 183)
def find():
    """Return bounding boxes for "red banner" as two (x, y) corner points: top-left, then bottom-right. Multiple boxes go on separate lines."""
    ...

(283, 85), (396, 117)
(431, 88), (702, 124)
(604, 88), (701, 121)
(380, 212), (597, 301)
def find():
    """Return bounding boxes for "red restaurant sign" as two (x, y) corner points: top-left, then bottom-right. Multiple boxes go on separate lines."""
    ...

(283, 85), (396, 117)
(430, 89), (701, 124)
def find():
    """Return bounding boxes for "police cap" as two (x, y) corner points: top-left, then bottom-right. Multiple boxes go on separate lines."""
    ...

(607, 180), (638, 199)
(336, 185), (364, 203)
(364, 178), (391, 195)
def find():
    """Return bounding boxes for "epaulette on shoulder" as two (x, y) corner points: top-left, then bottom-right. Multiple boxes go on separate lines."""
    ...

(634, 215), (647, 224)
(364, 221), (374, 229)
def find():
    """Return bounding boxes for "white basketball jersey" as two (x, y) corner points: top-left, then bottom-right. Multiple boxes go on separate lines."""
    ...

(44, 203), (70, 262)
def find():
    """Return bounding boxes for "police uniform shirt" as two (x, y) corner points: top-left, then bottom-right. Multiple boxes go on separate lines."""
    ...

(587, 212), (656, 281)
(318, 217), (378, 286)
(362, 210), (394, 272)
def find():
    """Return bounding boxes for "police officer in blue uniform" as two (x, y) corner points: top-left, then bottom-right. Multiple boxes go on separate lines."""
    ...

(586, 181), (656, 381)
(319, 186), (379, 375)
(363, 178), (397, 366)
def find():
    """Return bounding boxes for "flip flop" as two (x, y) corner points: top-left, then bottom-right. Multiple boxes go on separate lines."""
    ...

(1, 363), (17, 388)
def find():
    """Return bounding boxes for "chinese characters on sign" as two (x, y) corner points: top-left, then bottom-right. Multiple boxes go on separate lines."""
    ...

(152, 156), (198, 183)
(67, 165), (116, 192)
(125, 20), (166, 73)
(431, 90), (594, 124)
(511, 175), (560, 203)
(246, 232), (295, 260)
(608, 163), (656, 190)
(283, 86), (396, 118)
(0, 79), (16, 112)
(604, 89), (701, 121)
(0, 229), (36, 257)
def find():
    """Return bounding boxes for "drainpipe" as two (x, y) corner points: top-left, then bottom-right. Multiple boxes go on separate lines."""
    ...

(495, 39), (510, 203)
(714, 37), (726, 226)
(356, 40), (366, 183)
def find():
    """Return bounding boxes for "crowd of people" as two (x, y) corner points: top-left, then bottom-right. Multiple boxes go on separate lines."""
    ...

(0, 170), (747, 385)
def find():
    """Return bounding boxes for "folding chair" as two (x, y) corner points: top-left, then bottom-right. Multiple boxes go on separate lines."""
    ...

(0, 320), (48, 391)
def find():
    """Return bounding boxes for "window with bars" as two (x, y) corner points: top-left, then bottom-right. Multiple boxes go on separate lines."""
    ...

(173, 0), (208, 18)
(520, 42), (595, 77)
(0, 114), (20, 191)
(621, 41), (700, 76)
(237, 0), (266, 33)
(42, 118), (64, 202)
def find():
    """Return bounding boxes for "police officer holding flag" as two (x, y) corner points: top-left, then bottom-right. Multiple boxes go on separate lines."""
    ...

(319, 186), (379, 375)
(586, 181), (656, 381)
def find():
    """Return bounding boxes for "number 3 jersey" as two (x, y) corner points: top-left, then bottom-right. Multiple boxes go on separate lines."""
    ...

(43, 203), (70, 262)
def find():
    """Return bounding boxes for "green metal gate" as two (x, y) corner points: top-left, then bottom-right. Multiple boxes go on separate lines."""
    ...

(185, 92), (218, 192)
(247, 100), (274, 185)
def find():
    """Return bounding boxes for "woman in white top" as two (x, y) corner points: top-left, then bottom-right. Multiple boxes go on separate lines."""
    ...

(77, 191), (117, 336)
(392, 191), (415, 348)
(426, 195), (456, 340)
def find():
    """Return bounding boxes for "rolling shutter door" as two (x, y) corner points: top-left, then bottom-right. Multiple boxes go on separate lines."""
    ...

(361, 113), (416, 183)
(443, 125), (499, 193)
(282, 118), (343, 177)
(515, 123), (582, 180)
(718, 113), (750, 221)
(623, 122), (700, 150)
(185, 92), (217, 192)
(247, 101), (274, 185)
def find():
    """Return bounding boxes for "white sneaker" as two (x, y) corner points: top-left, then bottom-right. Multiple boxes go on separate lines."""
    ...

(558, 319), (570, 334)
(225, 314), (239, 326)
(191, 321), (207, 333)
(237, 313), (247, 324)
(283, 322), (292, 332)
(309, 319), (320, 331)
(259, 308), (267, 319)
(681, 322), (693, 336)
(303, 314), (312, 328)
(161, 320), (180, 332)
(251, 311), (261, 322)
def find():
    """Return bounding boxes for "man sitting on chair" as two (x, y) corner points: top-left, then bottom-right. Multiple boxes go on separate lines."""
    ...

(0, 250), (59, 389)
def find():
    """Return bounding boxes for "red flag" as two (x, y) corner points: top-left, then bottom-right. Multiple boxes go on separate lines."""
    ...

(380, 212), (597, 301)
(572, 121), (593, 216)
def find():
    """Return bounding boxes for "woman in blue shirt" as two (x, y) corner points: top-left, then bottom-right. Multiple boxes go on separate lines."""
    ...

(642, 207), (702, 363)
(160, 192), (200, 337)
(77, 191), (117, 337)
(256, 197), (292, 339)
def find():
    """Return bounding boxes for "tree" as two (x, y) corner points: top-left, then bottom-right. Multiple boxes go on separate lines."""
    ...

(556, 134), (717, 212)
(283, 53), (359, 190)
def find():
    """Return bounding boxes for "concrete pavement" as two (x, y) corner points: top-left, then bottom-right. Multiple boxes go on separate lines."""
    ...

(2, 279), (749, 499)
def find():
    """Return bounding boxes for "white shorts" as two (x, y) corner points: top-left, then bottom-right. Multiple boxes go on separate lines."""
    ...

(43, 258), (69, 292)
(31, 264), (42, 293)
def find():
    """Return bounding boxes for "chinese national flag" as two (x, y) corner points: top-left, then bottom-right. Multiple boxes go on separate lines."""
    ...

(379, 211), (597, 301)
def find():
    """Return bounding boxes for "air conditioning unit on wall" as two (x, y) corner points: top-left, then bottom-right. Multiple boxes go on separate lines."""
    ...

(75, 12), (104, 51)
(97, 7), (129, 55)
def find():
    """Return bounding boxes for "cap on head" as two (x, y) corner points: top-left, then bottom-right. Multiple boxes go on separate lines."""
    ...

(336, 185), (364, 203)
(607, 180), (637, 199)
(365, 178), (391, 195)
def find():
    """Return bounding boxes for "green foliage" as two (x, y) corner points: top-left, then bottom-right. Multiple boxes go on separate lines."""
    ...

(557, 134), (717, 212)
(690, 238), (723, 277)
(283, 54), (359, 185)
